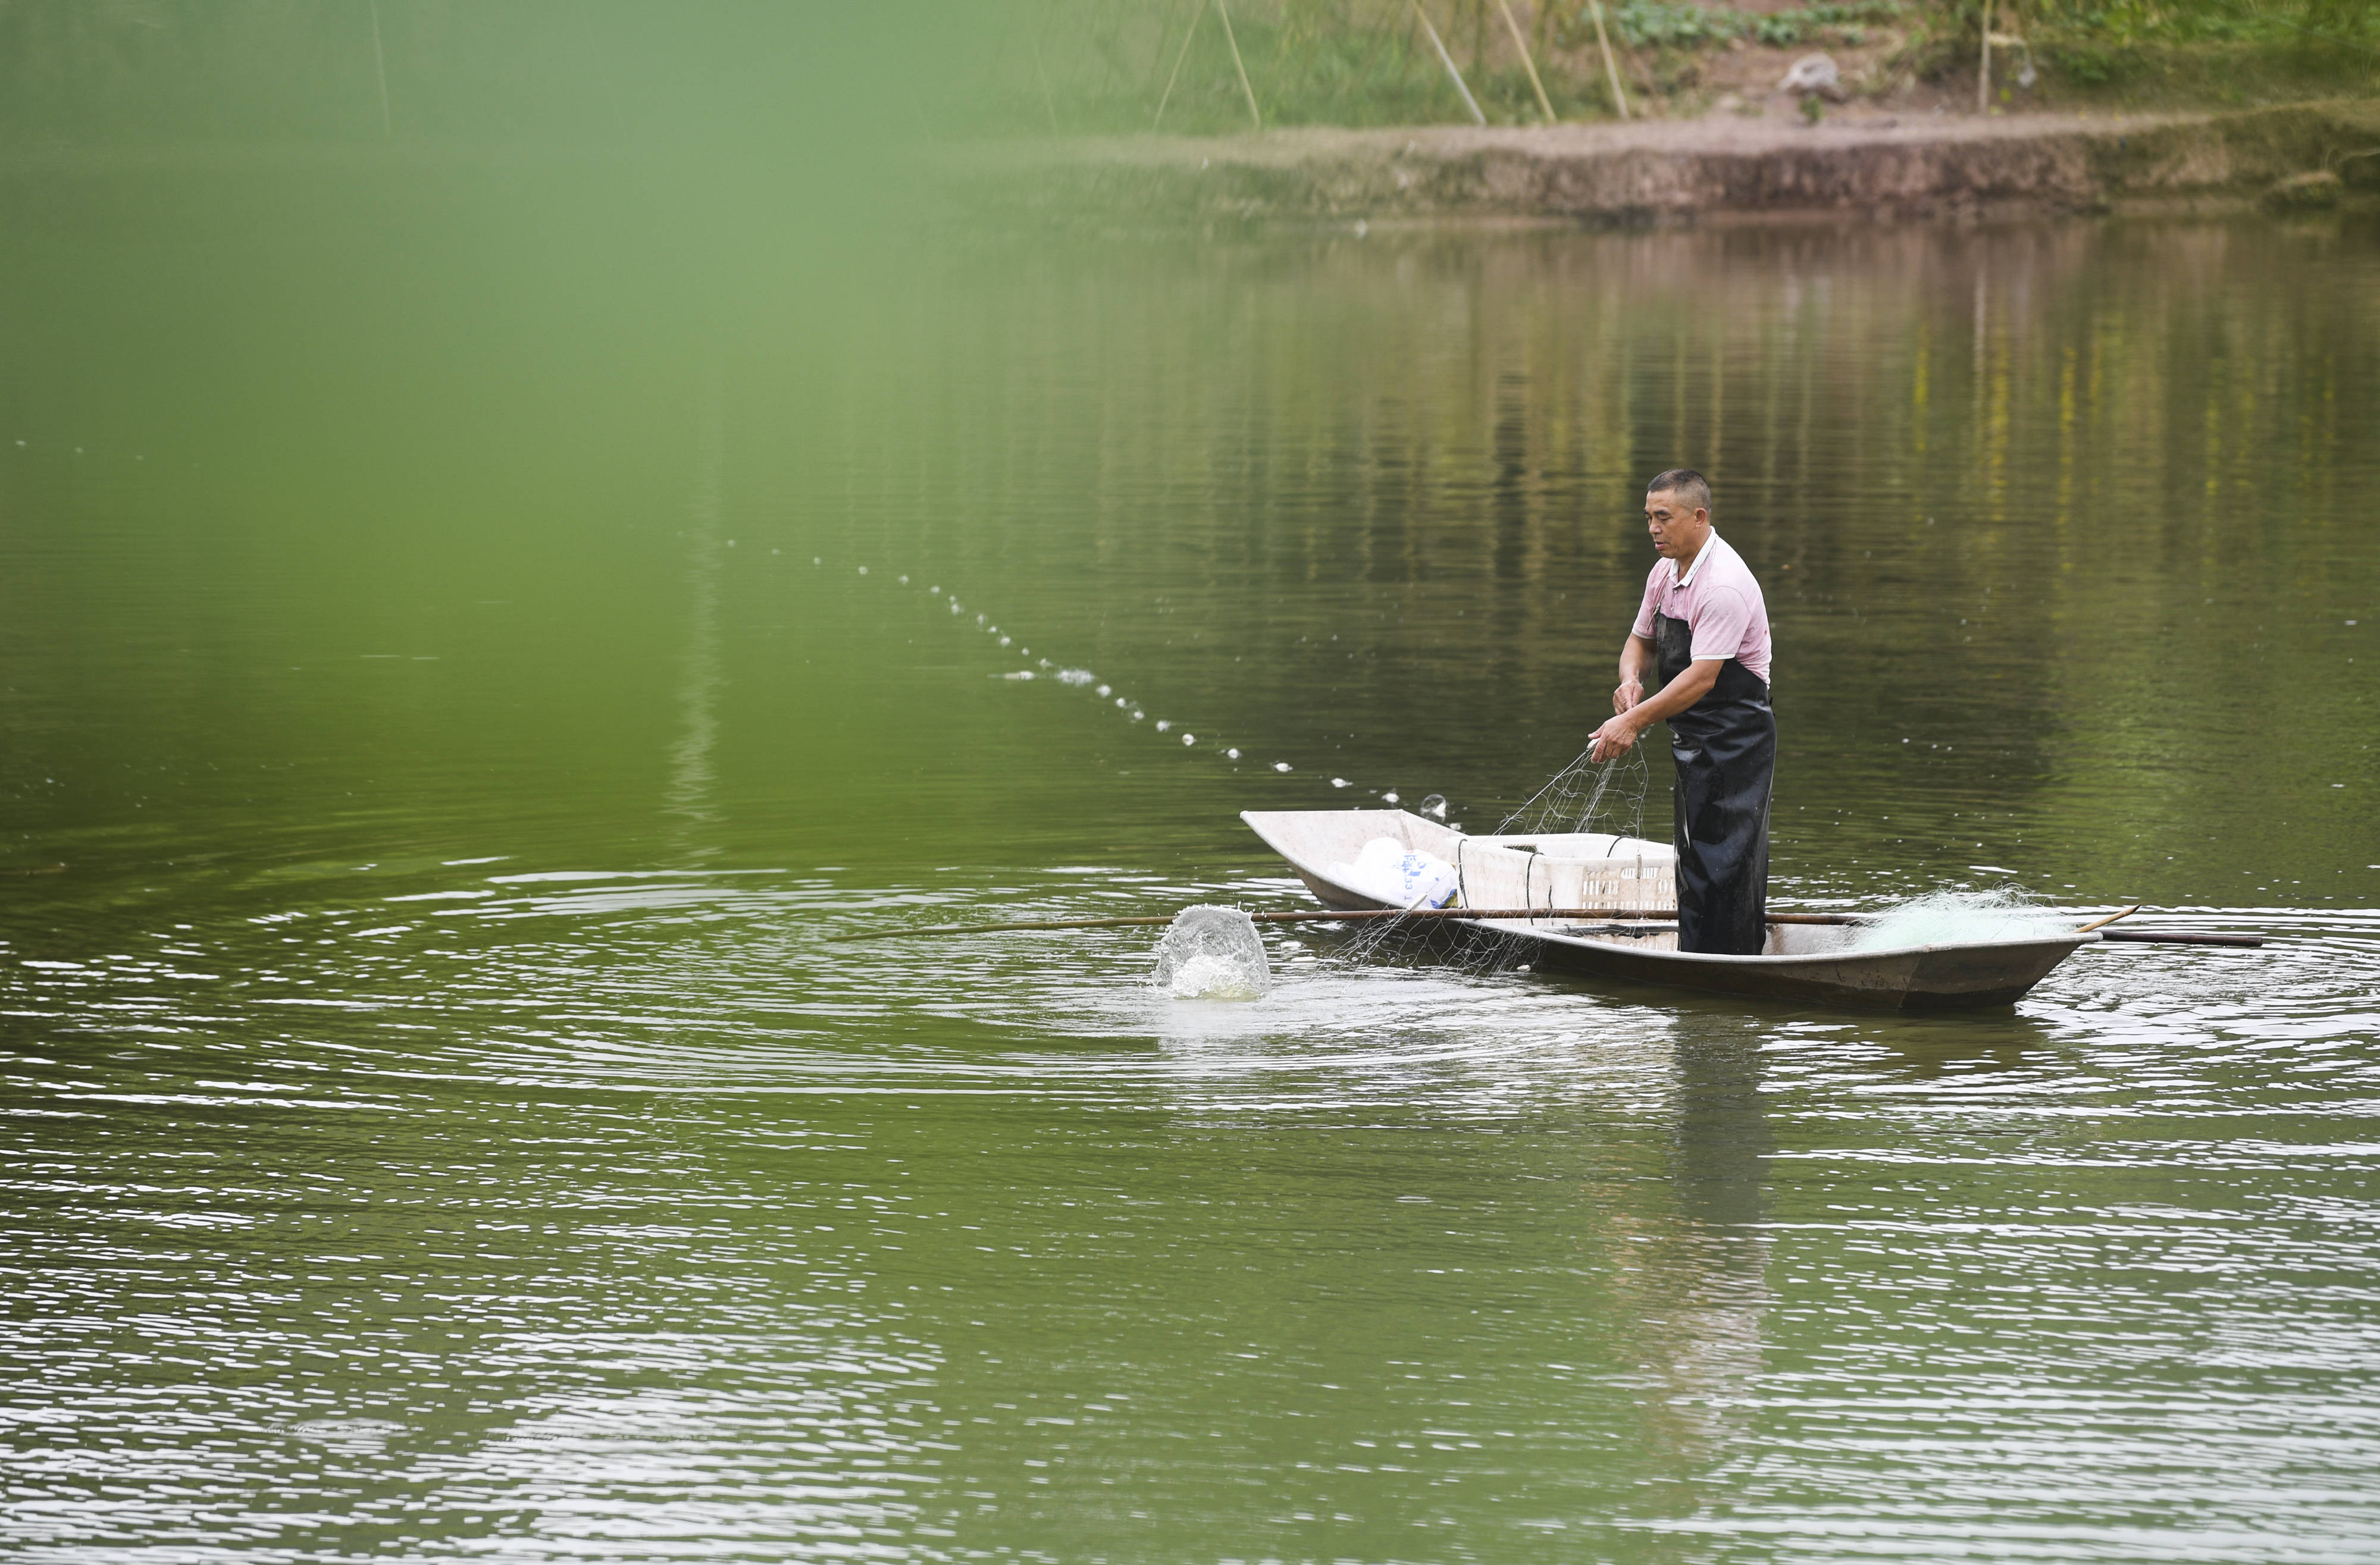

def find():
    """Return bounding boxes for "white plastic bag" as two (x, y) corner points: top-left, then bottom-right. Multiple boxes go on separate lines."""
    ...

(1330, 836), (1461, 909)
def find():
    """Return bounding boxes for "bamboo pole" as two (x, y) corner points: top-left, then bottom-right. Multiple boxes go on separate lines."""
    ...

(1029, 17), (1060, 133)
(1495, 0), (1557, 124)
(1152, 0), (1202, 128)
(2099, 930), (2265, 948)
(1977, 0), (1993, 113)
(830, 907), (1869, 942)
(1587, 0), (1630, 121)
(828, 901), (2270, 949)
(1214, 0), (1263, 131)
(367, 0), (393, 140)
(1410, 0), (1486, 125)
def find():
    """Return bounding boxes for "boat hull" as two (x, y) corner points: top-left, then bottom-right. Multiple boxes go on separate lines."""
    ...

(1242, 808), (2089, 1011)
(1493, 919), (2087, 1010)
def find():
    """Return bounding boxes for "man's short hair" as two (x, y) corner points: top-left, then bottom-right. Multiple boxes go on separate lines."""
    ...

(1646, 468), (1712, 516)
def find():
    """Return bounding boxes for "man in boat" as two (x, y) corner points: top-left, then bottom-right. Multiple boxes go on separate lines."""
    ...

(1587, 469), (1775, 956)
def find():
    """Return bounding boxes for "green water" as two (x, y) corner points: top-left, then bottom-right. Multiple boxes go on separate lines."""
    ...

(4, 164), (2379, 1561)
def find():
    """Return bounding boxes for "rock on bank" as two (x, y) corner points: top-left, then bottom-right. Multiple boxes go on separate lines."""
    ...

(960, 99), (2380, 227)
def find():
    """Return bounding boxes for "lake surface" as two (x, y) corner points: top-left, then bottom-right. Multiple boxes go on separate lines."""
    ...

(3, 163), (2377, 1561)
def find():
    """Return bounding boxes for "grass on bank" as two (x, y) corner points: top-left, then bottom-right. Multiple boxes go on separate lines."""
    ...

(957, 0), (2380, 136)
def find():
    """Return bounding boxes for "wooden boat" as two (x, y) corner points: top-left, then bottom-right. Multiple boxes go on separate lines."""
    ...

(1240, 808), (2094, 1010)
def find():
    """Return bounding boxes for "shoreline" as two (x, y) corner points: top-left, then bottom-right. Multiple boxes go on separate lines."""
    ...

(962, 98), (2380, 228)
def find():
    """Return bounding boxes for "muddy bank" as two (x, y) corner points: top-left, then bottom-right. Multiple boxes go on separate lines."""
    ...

(962, 99), (2380, 227)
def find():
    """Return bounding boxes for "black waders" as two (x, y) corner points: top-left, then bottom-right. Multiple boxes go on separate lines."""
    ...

(1652, 609), (1775, 956)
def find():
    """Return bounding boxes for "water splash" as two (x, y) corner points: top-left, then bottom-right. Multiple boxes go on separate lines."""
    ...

(1150, 906), (1272, 1001)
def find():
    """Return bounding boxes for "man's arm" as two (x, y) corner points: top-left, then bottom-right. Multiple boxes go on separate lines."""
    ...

(1590, 657), (1721, 761)
(1613, 633), (1655, 714)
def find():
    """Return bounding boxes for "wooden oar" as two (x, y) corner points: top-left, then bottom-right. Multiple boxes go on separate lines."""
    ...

(2074, 904), (2141, 934)
(828, 907), (1864, 943)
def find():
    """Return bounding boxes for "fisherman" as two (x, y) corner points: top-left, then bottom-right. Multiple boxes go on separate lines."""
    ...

(1587, 469), (1775, 956)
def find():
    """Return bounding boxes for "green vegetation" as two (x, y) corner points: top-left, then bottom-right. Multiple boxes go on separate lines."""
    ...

(1892, 0), (2380, 104)
(959, 0), (2376, 135)
(0, 1), (991, 150)
(0, 0), (2365, 146)
(1592, 0), (1905, 52)
(2026, 0), (2375, 47)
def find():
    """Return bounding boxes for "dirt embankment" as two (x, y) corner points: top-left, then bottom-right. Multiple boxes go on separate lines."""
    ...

(963, 98), (2380, 227)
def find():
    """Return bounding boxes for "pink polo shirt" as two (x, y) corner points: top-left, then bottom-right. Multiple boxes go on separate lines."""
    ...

(1629, 532), (1772, 683)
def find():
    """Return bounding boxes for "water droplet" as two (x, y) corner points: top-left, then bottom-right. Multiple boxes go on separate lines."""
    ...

(813, 557), (822, 566)
(1274, 762), (1292, 773)
(1419, 794), (1447, 819)
(1182, 733), (1195, 745)
(998, 636), (1011, 647)
(856, 564), (866, 574)
(898, 574), (909, 585)
(1132, 710), (1145, 720)
(1331, 777), (1349, 788)
(1383, 791), (1400, 804)
(1155, 720), (1171, 732)
(1227, 748), (1241, 760)
(1115, 697), (1128, 708)
(1097, 685), (1111, 697)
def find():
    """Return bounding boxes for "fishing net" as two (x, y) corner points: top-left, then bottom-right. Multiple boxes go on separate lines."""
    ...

(1842, 887), (2059, 949)
(1493, 742), (1656, 846)
(1330, 744), (1668, 973)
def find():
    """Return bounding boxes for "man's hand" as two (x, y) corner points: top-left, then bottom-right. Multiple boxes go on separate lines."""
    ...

(1612, 677), (1643, 716)
(1589, 711), (1642, 763)
(1590, 658), (1720, 763)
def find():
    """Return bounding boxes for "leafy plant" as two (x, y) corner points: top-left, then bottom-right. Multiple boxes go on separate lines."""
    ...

(1561, 0), (1904, 54)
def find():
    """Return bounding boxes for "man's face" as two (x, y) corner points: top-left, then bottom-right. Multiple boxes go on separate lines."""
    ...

(1644, 490), (1709, 559)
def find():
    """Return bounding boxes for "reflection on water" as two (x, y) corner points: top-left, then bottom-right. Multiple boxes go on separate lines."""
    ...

(664, 363), (727, 847)
(1, 175), (2376, 1560)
